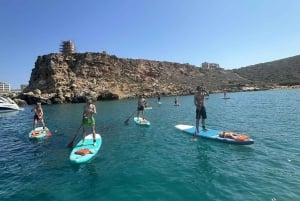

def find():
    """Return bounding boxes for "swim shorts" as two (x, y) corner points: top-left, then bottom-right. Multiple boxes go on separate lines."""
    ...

(83, 117), (95, 126)
(137, 106), (144, 111)
(196, 106), (207, 119)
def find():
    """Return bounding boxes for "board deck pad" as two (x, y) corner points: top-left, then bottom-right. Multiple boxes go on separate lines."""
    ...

(134, 117), (151, 126)
(70, 133), (102, 164)
(175, 124), (254, 145)
(29, 127), (51, 139)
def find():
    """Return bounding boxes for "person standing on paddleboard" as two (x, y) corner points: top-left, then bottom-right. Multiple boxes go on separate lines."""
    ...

(137, 95), (146, 119)
(82, 97), (97, 146)
(193, 86), (209, 140)
(32, 102), (46, 131)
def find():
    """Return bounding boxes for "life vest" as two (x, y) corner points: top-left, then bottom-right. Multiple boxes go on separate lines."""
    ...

(140, 119), (148, 124)
(31, 131), (42, 137)
(75, 148), (93, 156)
(235, 135), (249, 141)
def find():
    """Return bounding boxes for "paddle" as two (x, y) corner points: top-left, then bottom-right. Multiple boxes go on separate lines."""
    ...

(124, 111), (136, 124)
(67, 123), (82, 148)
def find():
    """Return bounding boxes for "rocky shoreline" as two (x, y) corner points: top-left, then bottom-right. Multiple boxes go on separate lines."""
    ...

(2, 85), (299, 107)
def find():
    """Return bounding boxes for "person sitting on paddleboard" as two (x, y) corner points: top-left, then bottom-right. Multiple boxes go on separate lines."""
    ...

(32, 102), (46, 130)
(137, 95), (146, 119)
(219, 131), (249, 141)
(82, 97), (97, 146)
(193, 86), (209, 140)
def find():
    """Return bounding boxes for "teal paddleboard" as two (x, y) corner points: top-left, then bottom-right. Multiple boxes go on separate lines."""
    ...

(29, 127), (51, 139)
(69, 133), (102, 164)
(134, 117), (151, 126)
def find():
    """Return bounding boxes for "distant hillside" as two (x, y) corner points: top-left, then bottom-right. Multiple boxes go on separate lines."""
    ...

(234, 55), (300, 86)
(20, 52), (300, 104)
(23, 53), (251, 103)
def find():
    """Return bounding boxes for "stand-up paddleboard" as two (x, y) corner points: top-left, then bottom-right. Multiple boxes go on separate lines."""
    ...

(134, 117), (151, 126)
(174, 104), (180, 106)
(223, 97), (230, 99)
(175, 124), (254, 145)
(29, 127), (51, 139)
(144, 107), (152, 110)
(70, 133), (102, 164)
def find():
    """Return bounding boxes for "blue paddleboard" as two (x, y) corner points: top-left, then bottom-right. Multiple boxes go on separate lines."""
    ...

(134, 117), (151, 126)
(175, 124), (254, 145)
(70, 133), (102, 164)
(29, 127), (51, 139)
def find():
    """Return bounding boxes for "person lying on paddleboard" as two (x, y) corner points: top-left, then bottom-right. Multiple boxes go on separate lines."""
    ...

(193, 86), (209, 140)
(82, 97), (97, 146)
(32, 102), (46, 130)
(219, 131), (249, 141)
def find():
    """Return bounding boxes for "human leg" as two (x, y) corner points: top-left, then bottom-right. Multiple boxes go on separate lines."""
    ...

(41, 119), (46, 130)
(33, 119), (37, 130)
(193, 108), (200, 140)
(92, 124), (96, 146)
(201, 106), (207, 131)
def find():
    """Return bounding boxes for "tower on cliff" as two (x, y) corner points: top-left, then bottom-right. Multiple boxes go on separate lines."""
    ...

(60, 40), (75, 54)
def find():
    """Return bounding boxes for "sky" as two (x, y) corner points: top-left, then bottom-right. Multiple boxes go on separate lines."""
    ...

(1, 0), (300, 89)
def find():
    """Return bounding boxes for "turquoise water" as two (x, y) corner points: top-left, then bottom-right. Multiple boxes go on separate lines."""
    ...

(1, 89), (300, 201)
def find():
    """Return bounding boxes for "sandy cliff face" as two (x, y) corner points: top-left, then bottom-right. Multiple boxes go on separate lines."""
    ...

(24, 52), (250, 103)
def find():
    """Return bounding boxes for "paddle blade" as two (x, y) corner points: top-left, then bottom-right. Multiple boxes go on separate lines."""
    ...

(67, 135), (76, 148)
(67, 140), (74, 148)
(124, 118), (130, 124)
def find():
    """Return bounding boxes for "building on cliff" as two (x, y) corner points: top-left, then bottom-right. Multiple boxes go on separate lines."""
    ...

(0, 82), (11, 92)
(201, 62), (221, 70)
(60, 40), (75, 54)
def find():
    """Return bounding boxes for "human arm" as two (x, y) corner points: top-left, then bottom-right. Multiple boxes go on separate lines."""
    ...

(91, 104), (97, 115)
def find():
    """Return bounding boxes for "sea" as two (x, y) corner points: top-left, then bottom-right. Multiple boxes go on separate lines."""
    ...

(0, 89), (299, 201)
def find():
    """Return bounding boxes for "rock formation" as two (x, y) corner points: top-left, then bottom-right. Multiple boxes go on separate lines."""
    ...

(23, 52), (251, 104)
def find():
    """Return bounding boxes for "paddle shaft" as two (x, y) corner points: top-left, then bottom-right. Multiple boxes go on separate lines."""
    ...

(124, 110), (136, 124)
(67, 123), (82, 148)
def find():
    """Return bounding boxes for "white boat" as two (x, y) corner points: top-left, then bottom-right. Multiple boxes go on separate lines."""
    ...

(0, 96), (21, 112)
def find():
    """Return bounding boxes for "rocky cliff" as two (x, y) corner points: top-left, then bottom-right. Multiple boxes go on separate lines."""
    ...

(23, 52), (252, 104)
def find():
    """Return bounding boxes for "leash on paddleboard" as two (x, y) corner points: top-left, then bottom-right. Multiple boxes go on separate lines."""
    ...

(124, 110), (136, 124)
(67, 123), (83, 148)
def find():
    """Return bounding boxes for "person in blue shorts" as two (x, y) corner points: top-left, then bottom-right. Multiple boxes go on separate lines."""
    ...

(193, 86), (209, 140)
(82, 97), (97, 146)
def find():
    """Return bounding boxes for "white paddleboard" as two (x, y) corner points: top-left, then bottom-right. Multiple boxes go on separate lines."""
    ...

(175, 124), (254, 145)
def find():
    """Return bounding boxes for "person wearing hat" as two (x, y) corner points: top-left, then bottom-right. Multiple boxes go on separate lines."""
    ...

(193, 86), (209, 140)
(32, 102), (46, 130)
(82, 97), (97, 146)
